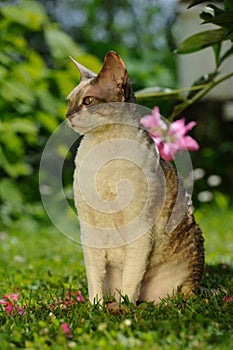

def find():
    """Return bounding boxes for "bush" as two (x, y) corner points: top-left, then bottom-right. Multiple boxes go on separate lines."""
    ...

(0, 0), (101, 228)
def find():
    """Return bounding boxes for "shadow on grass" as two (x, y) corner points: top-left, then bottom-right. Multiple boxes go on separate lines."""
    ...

(201, 262), (233, 293)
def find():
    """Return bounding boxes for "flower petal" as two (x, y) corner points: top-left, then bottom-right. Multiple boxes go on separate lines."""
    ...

(169, 118), (186, 136)
(182, 136), (199, 150)
(157, 142), (178, 162)
(5, 303), (14, 315)
(140, 115), (156, 129)
(4, 293), (19, 301)
(61, 322), (73, 338)
(16, 306), (25, 315)
(141, 109), (199, 161)
(140, 107), (167, 131)
(169, 119), (197, 137)
(77, 291), (85, 302)
(185, 121), (197, 133)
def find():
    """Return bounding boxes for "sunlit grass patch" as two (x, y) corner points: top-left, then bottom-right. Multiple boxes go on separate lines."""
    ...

(0, 203), (232, 349)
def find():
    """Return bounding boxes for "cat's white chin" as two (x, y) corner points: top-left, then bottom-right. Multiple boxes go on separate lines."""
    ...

(68, 119), (89, 135)
(67, 118), (76, 130)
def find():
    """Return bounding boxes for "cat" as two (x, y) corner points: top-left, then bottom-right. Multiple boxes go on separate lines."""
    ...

(66, 51), (204, 305)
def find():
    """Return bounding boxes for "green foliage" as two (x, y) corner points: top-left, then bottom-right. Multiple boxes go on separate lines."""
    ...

(177, 3), (233, 55)
(195, 196), (233, 263)
(176, 29), (231, 54)
(187, 0), (209, 7)
(189, 0), (233, 10)
(42, 0), (177, 91)
(136, 1), (233, 120)
(0, 0), (101, 228)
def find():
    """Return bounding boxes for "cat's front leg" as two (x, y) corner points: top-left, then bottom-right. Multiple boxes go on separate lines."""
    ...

(82, 246), (106, 304)
(121, 234), (152, 303)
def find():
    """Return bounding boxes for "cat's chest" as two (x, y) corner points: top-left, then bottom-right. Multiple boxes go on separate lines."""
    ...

(73, 133), (161, 243)
(74, 136), (150, 207)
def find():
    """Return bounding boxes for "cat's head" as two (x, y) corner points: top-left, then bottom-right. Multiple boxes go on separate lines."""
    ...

(66, 51), (135, 133)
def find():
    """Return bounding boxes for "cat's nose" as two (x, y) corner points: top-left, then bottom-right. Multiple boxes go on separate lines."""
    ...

(66, 109), (72, 118)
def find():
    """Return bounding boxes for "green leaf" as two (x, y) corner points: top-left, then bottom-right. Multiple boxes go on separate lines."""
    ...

(0, 66), (8, 80)
(10, 119), (38, 134)
(177, 28), (229, 54)
(0, 81), (35, 104)
(214, 191), (229, 209)
(212, 43), (222, 66)
(201, 10), (233, 29)
(187, 72), (218, 99)
(22, 51), (47, 80)
(202, 4), (224, 16)
(0, 128), (24, 157)
(220, 44), (233, 64)
(35, 88), (61, 115)
(0, 178), (23, 205)
(37, 111), (58, 133)
(45, 26), (83, 59)
(0, 147), (33, 177)
(187, 0), (209, 8)
(1, 0), (48, 31)
(225, 0), (233, 10)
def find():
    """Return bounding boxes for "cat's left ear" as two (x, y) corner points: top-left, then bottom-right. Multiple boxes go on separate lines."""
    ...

(97, 51), (128, 88)
(69, 56), (96, 80)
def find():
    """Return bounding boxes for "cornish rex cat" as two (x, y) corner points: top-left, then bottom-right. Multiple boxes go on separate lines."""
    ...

(66, 51), (204, 305)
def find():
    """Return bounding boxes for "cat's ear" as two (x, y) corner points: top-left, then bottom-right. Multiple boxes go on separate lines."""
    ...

(97, 51), (128, 88)
(69, 56), (97, 80)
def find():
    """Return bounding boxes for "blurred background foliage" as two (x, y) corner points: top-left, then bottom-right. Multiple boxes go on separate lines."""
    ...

(0, 0), (232, 231)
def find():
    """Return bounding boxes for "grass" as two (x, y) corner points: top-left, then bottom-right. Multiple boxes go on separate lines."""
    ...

(0, 203), (233, 349)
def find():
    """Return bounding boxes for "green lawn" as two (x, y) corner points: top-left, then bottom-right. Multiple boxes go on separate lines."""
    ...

(0, 203), (232, 349)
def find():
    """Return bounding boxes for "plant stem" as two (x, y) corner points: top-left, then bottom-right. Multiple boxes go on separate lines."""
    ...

(135, 84), (210, 100)
(170, 71), (233, 120)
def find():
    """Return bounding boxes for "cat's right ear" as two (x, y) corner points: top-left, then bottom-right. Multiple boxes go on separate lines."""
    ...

(69, 56), (97, 81)
(97, 51), (128, 88)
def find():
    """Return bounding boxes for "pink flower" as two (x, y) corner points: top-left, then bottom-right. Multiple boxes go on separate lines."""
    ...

(76, 291), (85, 302)
(64, 290), (85, 305)
(61, 322), (73, 338)
(140, 107), (199, 161)
(0, 293), (25, 315)
(47, 290), (85, 310)
(223, 296), (233, 302)
(2, 293), (19, 301)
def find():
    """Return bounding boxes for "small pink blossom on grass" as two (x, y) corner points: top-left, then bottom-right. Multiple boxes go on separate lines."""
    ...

(67, 290), (85, 303)
(47, 290), (85, 311)
(223, 296), (233, 302)
(0, 293), (26, 315)
(2, 293), (19, 301)
(61, 322), (73, 338)
(140, 107), (199, 161)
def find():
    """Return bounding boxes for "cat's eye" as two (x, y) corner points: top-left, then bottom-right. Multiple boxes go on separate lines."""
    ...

(83, 96), (94, 105)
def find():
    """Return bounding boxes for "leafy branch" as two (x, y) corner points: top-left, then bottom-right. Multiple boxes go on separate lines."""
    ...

(136, 0), (233, 120)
